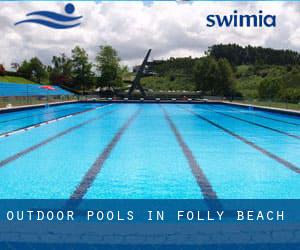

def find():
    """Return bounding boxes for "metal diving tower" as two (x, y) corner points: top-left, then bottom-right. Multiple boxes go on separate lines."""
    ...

(128, 49), (152, 98)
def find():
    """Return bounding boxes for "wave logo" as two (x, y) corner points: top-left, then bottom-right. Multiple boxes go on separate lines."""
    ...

(15, 3), (82, 29)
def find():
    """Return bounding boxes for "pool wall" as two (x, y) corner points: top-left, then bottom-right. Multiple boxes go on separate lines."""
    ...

(0, 99), (299, 118)
(222, 101), (300, 117)
(80, 100), (300, 117)
(0, 100), (79, 114)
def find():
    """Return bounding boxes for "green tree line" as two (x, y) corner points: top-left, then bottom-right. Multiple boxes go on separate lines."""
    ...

(3, 43), (300, 102)
(14, 45), (127, 92)
(146, 45), (300, 102)
(208, 44), (300, 66)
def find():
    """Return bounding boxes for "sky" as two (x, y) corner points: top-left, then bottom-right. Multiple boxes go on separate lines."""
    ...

(0, 1), (300, 70)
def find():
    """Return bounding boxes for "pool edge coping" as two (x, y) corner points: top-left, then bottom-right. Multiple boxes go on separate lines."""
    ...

(0, 99), (299, 117)
(0, 100), (79, 114)
(222, 101), (300, 117)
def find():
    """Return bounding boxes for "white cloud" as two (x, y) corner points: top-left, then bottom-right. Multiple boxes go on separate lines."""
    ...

(0, 1), (300, 70)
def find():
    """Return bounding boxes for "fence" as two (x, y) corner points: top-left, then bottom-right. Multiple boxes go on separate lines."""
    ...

(231, 97), (300, 111)
(0, 82), (77, 108)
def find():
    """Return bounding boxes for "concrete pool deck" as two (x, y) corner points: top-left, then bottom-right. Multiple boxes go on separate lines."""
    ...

(223, 101), (300, 117)
(0, 100), (78, 114)
(0, 99), (299, 117)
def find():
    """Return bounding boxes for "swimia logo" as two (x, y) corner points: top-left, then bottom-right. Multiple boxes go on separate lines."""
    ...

(206, 10), (276, 28)
(15, 3), (82, 29)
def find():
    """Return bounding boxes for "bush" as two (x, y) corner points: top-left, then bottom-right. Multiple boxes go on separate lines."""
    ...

(0, 64), (5, 76)
(258, 78), (283, 99)
(258, 76), (300, 102)
(279, 88), (300, 103)
(169, 75), (176, 82)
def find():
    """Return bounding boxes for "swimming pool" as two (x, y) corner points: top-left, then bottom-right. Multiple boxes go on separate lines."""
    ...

(0, 103), (298, 199)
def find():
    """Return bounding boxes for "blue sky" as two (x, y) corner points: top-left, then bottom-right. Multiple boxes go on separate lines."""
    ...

(0, 1), (299, 69)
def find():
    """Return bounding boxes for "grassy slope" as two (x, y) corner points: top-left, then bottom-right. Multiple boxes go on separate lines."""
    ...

(0, 76), (37, 84)
(234, 65), (300, 110)
(141, 75), (195, 91)
(235, 65), (290, 99)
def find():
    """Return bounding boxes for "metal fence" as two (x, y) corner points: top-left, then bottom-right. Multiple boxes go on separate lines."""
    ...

(0, 95), (78, 109)
(1, 94), (299, 112)
(231, 97), (300, 111)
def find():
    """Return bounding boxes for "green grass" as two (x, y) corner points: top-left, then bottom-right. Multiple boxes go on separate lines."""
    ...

(141, 75), (195, 91)
(0, 76), (37, 84)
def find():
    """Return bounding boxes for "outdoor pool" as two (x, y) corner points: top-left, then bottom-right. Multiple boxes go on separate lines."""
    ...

(0, 103), (299, 199)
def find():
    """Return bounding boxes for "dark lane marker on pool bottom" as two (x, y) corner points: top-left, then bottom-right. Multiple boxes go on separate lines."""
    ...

(213, 105), (300, 126)
(160, 105), (219, 203)
(251, 113), (300, 126)
(70, 108), (141, 200)
(180, 106), (300, 174)
(0, 109), (116, 168)
(203, 106), (300, 140)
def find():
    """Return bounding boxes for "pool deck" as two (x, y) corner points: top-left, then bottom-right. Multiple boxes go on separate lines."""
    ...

(82, 99), (300, 116)
(0, 100), (78, 114)
(223, 101), (300, 117)
(0, 99), (299, 117)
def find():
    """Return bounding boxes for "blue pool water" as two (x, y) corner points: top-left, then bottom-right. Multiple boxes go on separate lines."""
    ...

(0, 103), (103, 136)
(0, 103), (298, 199)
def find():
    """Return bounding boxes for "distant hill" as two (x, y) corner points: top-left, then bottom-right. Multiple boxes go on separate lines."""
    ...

(143, 45), (300, 102)
(208, 44), (300, 66)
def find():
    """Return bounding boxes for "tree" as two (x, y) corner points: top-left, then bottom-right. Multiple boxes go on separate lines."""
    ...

(29, 57), (47, 83)
(95, 45), (122, 88)
(215, 58), (235, 96)
(18, 60), (32, 79)
(193, 57), (218, 93)
(49, 54), (73, 85)
(18, 58), (47, 83)
(71, 46), (94, 91)
(0, 64), (5, 76)
(208, 44), (300, 66)
(193, 57), (235, 96)
(258, 78), (283, 99)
